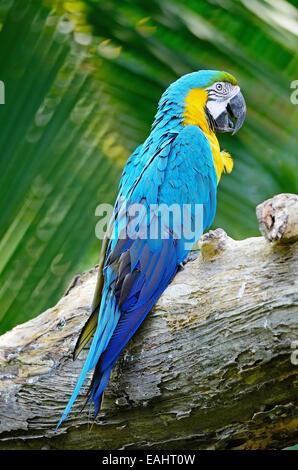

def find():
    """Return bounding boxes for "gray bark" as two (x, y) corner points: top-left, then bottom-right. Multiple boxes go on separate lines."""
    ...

(0, 193), (297, 450)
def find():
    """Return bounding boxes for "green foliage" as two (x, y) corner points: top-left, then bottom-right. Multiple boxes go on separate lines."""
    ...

(0, 0), (297, 333)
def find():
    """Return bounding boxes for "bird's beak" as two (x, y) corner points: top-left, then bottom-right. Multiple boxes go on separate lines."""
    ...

(229, 91), (246, 135)
(214, 90), (246, 135)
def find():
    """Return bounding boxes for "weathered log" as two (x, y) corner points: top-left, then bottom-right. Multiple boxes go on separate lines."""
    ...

(0, 193), (297, 450)
(256, 193), (298, 243)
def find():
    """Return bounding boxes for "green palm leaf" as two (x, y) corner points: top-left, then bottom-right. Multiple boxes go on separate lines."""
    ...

(0, 0), (297, 333)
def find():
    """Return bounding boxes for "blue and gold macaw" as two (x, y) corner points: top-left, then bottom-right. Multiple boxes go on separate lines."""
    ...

(57, 69), (246, 427)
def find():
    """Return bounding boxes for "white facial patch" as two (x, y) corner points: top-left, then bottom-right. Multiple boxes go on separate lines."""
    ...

(205, 83), (240, 118)
(205, 99), (226, 119)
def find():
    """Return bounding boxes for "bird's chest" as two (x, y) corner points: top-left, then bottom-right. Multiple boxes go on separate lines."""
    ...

(205, 132), (224, 184)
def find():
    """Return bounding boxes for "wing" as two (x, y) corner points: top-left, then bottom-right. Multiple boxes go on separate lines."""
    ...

(57, 125), (217, 427)
(73, 144), (144, 360)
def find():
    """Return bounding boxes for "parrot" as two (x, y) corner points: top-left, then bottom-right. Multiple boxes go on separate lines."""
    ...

(56, 69), (246, 428)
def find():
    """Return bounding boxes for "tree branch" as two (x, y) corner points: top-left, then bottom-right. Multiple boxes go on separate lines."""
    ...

(0, 193), (297, 450)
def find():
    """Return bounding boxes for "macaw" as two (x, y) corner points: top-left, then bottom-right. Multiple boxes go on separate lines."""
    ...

(57, 69), (246, 428)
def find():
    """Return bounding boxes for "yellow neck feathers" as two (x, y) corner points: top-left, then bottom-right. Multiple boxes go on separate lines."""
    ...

(182, 88), (233, 183)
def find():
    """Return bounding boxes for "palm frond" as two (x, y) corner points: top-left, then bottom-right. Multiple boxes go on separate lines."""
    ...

(0, 0), (297, 332)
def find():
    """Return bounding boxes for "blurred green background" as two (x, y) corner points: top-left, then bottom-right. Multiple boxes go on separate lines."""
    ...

(0, 0), (297, 335)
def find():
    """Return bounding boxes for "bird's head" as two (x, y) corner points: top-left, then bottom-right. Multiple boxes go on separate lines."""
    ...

(159, 70), (246, 135)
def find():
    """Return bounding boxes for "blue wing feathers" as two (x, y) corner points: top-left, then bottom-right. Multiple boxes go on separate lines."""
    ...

(57, 124), (218, 427)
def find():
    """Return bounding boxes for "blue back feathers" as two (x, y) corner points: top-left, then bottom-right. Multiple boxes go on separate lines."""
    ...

(56, 71), (219, 428)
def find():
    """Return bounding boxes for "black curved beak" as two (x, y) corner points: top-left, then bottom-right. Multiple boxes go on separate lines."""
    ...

(214, 91), (246, 135)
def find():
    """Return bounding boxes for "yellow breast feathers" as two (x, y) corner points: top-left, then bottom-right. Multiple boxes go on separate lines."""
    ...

(182, 88), (233, 183)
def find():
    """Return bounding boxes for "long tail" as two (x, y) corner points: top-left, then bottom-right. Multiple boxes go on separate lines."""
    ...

(85, 365), (112, 419)
(55, 288), (116, 430)
(55, 319), (102, 430)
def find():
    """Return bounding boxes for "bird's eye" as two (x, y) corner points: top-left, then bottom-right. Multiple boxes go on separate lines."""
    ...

(216, 83), (223, 92)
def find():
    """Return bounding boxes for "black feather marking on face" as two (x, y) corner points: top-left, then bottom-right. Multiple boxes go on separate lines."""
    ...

(204, 105), (216, 132)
